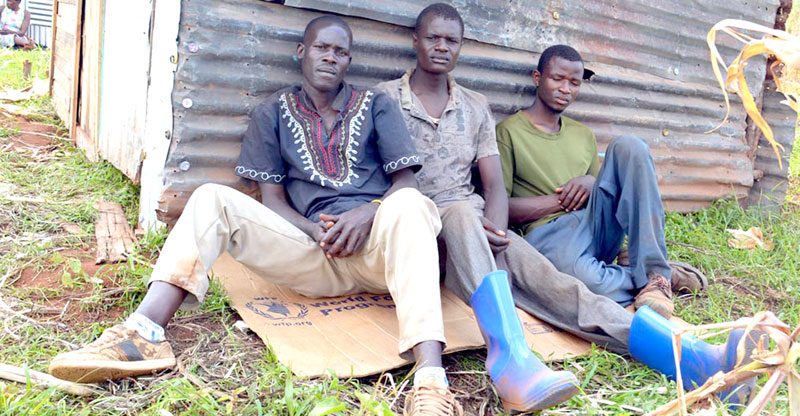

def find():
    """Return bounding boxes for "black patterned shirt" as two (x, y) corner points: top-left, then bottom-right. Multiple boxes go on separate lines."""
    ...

(236, 82), (421, 221)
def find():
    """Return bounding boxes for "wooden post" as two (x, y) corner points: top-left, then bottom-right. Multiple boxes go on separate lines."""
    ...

(48, 0), (59, 95)
(68, 0), (83, 140)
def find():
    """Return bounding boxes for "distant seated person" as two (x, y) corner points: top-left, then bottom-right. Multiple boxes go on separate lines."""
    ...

(497, 45), (705, 319)
(1, 0), (34, 50)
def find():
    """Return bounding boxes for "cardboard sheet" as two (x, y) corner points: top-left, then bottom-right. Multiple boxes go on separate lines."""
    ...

(212, 253), (592, 378)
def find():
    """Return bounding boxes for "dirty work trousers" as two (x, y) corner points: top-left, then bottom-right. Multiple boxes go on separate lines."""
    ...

(438, 202), (633, 354)
(148, 184), (445, 356)
(524, 136), (671, 306)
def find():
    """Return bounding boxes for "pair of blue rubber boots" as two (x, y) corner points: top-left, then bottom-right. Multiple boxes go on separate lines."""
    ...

(471, 271), (762, 413)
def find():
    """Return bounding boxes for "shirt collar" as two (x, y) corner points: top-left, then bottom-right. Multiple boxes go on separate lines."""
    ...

(298, 81), (352, 114)
(398, 68), (461, 112)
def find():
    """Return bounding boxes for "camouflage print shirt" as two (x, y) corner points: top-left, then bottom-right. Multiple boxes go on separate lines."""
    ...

(376, 70), (499, 212)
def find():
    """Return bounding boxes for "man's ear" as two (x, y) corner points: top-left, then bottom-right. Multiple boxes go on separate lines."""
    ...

(532, 70), (541, 87)
(411, 31), (419, 51)
(296, 43), (306, 60)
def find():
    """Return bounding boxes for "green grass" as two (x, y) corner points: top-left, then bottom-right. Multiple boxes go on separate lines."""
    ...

(0, 47), (50, 91)
(790, 126), (800, 179)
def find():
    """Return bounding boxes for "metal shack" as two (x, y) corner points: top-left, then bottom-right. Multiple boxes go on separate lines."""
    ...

(48, 0), (796, 229)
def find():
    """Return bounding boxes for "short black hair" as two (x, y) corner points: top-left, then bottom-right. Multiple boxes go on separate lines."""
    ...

(303, 15), (353, 46)
(537, 45), (583, 74)
(415, 3), (464, 36)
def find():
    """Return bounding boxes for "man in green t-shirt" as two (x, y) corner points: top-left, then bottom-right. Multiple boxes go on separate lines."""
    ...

(497, 45), (701, 319)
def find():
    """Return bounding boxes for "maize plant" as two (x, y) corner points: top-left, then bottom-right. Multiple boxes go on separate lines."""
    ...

(707, 19), (800, 168)
(646, 312), (800, 416)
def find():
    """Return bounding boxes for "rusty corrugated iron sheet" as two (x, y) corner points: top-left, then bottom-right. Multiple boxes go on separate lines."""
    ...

(285, 0), (777, 87)
(158, 0), (783, 224)
(746, 81), (796, 209)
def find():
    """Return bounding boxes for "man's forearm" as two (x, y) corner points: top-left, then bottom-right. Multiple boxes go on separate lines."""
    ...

(382, 167), (417, 199)
(508, 194), (562, 225)
(258, 183), (318, 237)
(263, 199), (318, 236)
(483, 184), (508, 232)
(478, 156), (509, 231)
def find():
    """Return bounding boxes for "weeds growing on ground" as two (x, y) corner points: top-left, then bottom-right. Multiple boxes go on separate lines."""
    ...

(0, 47), (50, 91)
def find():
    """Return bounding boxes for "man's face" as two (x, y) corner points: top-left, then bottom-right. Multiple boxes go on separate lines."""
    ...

(533, 56), (584, 113)
(297, 24), (352, 93)
(413, 16), (462, 74)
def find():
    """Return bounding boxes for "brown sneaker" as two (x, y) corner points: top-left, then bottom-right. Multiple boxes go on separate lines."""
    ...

(49, 324), (176, 383)
(403, 378), (463, 416)
(633, 273), (674, 319)
(668, 261), (708, 294)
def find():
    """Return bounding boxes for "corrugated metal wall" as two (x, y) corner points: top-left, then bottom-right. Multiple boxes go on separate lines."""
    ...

(747, 81), (797, 209)
(158, 0), (785, 224)
(27, 0), (51, 48)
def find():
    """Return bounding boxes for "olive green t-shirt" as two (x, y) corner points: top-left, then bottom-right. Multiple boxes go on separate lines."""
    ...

(496, 111), (600, 234)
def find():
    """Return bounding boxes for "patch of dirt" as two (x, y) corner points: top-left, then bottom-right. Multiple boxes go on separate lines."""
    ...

(13, 248), (129, 328)
(15, 249), (102, 288)
(3, 117), (59, 150)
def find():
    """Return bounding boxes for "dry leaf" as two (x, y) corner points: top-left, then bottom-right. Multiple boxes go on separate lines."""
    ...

(0, 79), (49, 102)
(726, 227), (774, 250)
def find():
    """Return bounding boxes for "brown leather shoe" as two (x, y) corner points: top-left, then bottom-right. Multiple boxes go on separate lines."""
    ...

(633, 273), (674, 319)
(403, 378), (463, 416)
(49, 324), (175, 383)
(668, 261), (708, 293)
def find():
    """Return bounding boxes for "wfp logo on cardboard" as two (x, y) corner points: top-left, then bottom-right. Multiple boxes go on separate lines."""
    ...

(246, 297), (309, 321)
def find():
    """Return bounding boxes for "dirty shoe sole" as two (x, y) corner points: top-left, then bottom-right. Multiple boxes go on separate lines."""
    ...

(501, 377), (579, 414)
(49, 358), (176, 383)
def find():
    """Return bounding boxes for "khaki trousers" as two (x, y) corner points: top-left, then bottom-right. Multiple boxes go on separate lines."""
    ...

(149, 184), (445, 355)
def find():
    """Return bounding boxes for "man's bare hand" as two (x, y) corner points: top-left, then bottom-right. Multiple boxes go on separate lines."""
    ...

(556, 175), (595, 212)
(308, 219), (330, 244)
(616, 248), (630, 267)
(480, 216), (511, 255)
(318, 203), (379, 258)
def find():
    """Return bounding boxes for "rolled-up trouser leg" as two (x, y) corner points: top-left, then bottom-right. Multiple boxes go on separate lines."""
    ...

(506, 231), (633, 354)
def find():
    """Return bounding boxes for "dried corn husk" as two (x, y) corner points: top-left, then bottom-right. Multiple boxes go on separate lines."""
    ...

(707, 19), (800, 168)
(726, 227), (774, 251)
(645, 312), (799, 416)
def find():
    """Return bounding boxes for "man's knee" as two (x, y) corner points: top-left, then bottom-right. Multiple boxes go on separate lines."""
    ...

(380, 188), (441, 233)
(440, 201), (480, 226)
(382, 188), (431, 214)
(188, 183), (227, 204)
(609, 136), (650, 161)
(570, 257), (610, 294)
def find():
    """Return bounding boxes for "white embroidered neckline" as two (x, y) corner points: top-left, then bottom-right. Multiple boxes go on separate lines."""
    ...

(279, 91), (372, 188)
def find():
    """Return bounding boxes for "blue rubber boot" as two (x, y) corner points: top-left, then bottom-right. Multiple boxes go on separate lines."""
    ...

(629, 306), (763, 406)
(471, 270), (579, 413)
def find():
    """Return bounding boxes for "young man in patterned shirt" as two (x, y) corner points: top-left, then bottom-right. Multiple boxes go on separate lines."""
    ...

(50, 16), (464, 414)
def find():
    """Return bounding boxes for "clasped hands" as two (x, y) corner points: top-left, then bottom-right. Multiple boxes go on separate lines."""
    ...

(311, 202), (379, 259)
(555, 175), (594, 212)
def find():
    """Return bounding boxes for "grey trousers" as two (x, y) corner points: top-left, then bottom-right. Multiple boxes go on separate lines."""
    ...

(438, 202), (633, 355)
(525, 136), (670, 306)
